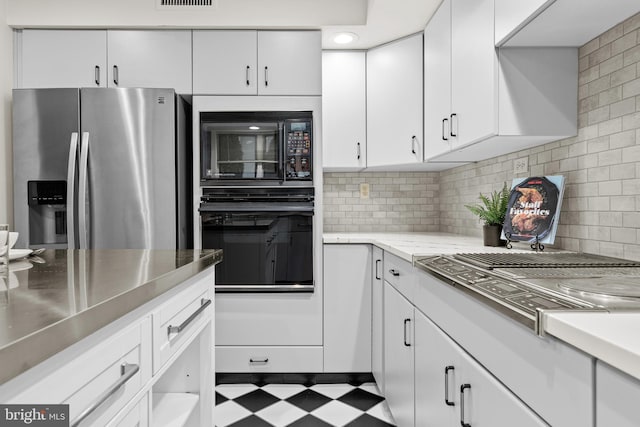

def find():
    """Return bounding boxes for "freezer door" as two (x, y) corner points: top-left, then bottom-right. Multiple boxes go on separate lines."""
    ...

(80, 88), (176, 249)
(12, 88), (80, 249)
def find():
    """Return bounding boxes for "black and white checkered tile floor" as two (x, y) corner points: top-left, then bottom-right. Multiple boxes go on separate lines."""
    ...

(215, 382), (396, 427)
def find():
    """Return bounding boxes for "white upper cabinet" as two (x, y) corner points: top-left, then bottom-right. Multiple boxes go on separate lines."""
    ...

(424, 0), (452, 160)
(107, 31), (192, 94)
(18, 30), (192, 93)
(19, 30), (108, 88)
(423, 0), (577, 163)
(498, 0), (640, 47)
(322, 51), (367, 170)
(193, 31), (258, 95)
(450, 0), (497, 149)
(367, 33), (424, 167)
(257, 31), (322, 96)
(192, 30), (321, 96)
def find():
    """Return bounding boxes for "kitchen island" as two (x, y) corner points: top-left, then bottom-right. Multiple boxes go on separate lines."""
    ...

(0, 248), (222, 427)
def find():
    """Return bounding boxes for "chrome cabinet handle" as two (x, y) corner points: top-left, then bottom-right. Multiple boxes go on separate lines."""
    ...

(445, 366), (455, 406)
(375, 259), (381, 280)
(167, 298), (212, 336)
(264, 66), (269, 87)
(249, 357), (269, 364)
(411, 135), (417, 154)
(403, 318), (411, 346)
(113, 65), (119, 85)
(66, 133), (79, 249)
(389, 269), (400, 277)
(94, 66), (100, 86)
(70, 363), (140, 427)
(460, 384), (471, 427)
(450, 113), (457, 137)
(357, 142), (361, 160)
(442, 118), (449, 141)
(78, 132), (90, 249)
(246, 65), (251, 86)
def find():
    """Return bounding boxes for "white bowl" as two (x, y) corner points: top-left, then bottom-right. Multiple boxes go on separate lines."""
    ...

(8, 232), (18, 249)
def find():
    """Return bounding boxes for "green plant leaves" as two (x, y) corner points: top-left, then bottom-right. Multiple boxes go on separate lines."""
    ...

(464, 183), (510, 226)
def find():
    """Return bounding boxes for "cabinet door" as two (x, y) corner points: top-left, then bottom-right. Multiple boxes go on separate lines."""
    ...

(107, 31), (192, 94)
(257, 31), (322, 95)
(19, 30), (107, 88)
(193, 30), (258, 95)
(384, 282), (414, 427)
(371, 246), (384, 392)
(322, 51), (367, 169)
(424, 0), (453, 160)
(450, 0), (497, 148)
(367, 34), (424, 167)
(323, 244), (372, 372)
(596, 361), (640, 427)
(415, 311), (458, 427)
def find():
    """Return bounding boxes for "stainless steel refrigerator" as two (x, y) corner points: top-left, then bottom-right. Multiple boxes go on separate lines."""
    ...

(12, 87), (191, 250)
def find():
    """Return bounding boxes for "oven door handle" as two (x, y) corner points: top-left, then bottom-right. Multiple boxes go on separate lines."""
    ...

(199, 204), (314, 213)
(215, 284), (315, 293)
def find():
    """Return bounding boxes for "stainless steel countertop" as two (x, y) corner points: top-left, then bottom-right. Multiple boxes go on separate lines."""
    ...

(0, 249), (222, 385)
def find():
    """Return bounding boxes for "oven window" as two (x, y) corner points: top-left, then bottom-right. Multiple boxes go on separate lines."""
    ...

(201, 211), (313, 287)
(201, 122), (280, 180)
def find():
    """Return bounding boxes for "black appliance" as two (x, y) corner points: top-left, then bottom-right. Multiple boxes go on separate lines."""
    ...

(200, 187), (314, 293)
(199, 111), (313, 185)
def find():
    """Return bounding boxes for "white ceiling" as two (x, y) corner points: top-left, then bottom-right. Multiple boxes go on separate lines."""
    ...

(6, 0), (443, 50)
(322, 0), (443, 49)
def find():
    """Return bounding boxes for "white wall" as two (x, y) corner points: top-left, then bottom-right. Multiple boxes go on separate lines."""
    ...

(0, 0), (12, 225)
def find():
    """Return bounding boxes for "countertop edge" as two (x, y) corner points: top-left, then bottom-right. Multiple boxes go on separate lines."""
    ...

(0, 249), (222, 385)
(545, 312), (640, 382)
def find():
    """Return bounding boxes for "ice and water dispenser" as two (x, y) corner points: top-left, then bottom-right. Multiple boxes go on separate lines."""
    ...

(27, 181), (67, 246)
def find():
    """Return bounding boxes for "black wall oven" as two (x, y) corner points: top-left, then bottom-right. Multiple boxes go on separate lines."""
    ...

(200, 111), (313, 185)
(200, 188), (314, 293)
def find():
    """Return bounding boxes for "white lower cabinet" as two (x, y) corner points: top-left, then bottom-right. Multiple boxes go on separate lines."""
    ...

(371, 246), (384, 392)
(596, 361), (640, 427)
(111, 392), (149, 427)
(323, 244), (372, 372)
(383, 282), (415, 427)
(415, 310), (546, 427)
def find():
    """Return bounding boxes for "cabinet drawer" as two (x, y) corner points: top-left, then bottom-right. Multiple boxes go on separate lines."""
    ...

(8, 317), (151, 426)
(217, 346), (323, 372)
(383, 251), (416, 301)
(153, 274), (213, 373)
(109, 392), (149, 427)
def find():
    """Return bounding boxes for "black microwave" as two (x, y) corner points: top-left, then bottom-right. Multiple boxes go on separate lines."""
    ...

(200, 111), (313, 185)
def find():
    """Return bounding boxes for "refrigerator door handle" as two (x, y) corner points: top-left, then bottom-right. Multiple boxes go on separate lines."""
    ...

(78, 132), (90, 249)
(66, 132), (79, 249)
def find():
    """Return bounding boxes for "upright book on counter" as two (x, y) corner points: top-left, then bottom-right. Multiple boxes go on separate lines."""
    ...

(501, 175), (565, 245)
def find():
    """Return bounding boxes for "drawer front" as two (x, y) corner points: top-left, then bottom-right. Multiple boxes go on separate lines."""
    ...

(217, 346), (323, 372)
(383, 251), (416, 301)
(153, 274), (213, 373)
(9, 317), (151, 426)
(109, 392), (149, 427)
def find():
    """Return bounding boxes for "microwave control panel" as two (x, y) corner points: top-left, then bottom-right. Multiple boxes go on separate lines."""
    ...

(285, 120), (312, 181)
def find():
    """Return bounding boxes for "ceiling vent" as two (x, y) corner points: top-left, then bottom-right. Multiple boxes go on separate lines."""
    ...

(157, 0), (217, 8)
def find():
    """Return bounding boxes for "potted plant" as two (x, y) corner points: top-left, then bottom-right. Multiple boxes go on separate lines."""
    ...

(465, 184), (510, 247)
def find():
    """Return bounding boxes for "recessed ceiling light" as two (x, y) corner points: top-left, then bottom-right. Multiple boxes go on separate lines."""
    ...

(333, 32), (359, 45)
(249, 126), (260, 130)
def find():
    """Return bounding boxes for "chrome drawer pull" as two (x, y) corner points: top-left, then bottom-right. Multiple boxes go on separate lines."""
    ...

(167, 298), (212, 336)
(70, 363), (139, 427)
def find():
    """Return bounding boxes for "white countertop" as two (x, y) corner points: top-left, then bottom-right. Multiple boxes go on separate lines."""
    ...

(324, 232), (640, 382)
(323, 232), (530, 262)
(544, 312), (640, 381)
